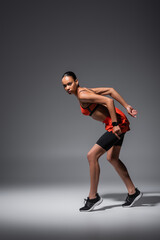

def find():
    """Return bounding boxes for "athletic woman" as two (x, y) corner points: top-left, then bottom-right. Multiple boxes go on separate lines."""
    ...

(61, 71), (142, 212)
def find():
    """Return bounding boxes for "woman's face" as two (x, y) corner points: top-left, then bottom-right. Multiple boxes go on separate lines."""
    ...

(62, 76), (79, 95)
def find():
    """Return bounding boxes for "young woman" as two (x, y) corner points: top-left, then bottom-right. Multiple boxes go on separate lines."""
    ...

(61, 71), (142, 212)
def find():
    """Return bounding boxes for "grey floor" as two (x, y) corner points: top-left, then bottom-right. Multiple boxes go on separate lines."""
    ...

(0, 183), (160, 240)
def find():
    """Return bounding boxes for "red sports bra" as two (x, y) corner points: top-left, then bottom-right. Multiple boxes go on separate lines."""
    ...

(79, 89), (130, 133)
(80, 103), (130, 133)
(79, 89), (99, 116)
(80, 103), (99, 116)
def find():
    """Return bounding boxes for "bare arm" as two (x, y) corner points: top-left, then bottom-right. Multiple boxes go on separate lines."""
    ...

(110, 88), (138, 117)
(78, 91), (117, 122)
(89, 87), (113, 96)
(90, 87), (128, 108)
(90, 87), (137, 118)
(78, 90), (122, 138)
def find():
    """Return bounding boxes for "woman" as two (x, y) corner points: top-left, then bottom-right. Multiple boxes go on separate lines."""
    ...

(61, 71), (142, 212)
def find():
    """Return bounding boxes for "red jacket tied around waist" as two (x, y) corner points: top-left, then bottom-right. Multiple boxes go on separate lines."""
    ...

(103, 107), (130, 133)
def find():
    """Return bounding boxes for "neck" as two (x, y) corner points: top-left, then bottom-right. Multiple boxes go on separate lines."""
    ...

(74, 86), (80, 97)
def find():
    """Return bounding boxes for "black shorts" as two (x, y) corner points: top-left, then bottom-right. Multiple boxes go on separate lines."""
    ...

(96, 131), (125, 151)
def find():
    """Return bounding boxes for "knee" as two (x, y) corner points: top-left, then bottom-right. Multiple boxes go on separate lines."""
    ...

(107, 155), (118, 165)
(87, 151), (98, 164)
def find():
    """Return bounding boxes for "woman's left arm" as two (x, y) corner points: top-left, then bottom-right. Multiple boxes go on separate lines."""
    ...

(90, 87), (128, 108)
(109, 88), (138, 118)
(90, 87), (137, 118)
(109, 88), (128, 108)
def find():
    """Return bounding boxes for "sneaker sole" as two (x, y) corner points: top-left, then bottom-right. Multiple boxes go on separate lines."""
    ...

(122, 192), (143, 208)
(80, 197), (103, 212)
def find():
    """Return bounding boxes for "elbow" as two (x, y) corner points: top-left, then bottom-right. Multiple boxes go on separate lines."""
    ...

(110, 98), (114, 103)
(110, 88), (114, 95)
(106, 98), (114, 105)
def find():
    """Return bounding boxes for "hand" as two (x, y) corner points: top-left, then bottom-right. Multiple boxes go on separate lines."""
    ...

(113, 125), (122, 140)
(126, 105), (137, 118)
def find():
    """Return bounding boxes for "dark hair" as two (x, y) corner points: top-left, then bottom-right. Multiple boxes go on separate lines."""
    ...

(62, 71), (77, 81)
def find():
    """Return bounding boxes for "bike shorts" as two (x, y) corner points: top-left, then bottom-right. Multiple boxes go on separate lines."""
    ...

(96, 131), (125, 151)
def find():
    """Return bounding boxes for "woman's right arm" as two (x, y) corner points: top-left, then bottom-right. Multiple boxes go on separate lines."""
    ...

(78, 90), (122, 138)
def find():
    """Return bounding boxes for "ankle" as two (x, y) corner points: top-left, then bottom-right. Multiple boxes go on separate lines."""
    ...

(89, 194), (97, 199)
(128, 187), (136, 195)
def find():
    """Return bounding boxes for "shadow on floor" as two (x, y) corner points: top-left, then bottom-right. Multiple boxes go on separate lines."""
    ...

(93, 192), (160, 212)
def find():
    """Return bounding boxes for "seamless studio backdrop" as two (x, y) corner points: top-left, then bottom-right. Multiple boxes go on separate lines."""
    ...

(1, 0), (160, 186)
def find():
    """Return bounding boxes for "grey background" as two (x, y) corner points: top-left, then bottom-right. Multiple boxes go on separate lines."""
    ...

(1, 0), (160, 186)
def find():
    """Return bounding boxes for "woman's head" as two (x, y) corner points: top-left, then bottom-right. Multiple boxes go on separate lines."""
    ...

(62, 71), (77, 81)
(62, 71), (79, 95)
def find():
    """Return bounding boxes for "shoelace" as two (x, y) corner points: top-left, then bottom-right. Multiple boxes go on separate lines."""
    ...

(83, 198), (95, 208)
(125, 194), (134, 203)
(126, 196), (130, 202)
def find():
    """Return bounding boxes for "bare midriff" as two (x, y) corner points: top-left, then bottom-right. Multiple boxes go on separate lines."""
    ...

(79, 96), (130, 133)
(91, 104), (110, 121)
(80, 102), (110, 122)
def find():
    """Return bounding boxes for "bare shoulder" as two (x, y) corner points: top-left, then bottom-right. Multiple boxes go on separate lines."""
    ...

(77, 87), (94, 99)
(78, 87), (94, 94)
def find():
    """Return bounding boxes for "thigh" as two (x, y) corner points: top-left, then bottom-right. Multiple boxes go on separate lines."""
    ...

(88, 144), (106, 159)
(107, 145), (122, 161)
(96, 131), (125, 151)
